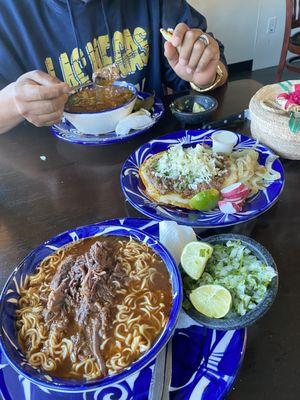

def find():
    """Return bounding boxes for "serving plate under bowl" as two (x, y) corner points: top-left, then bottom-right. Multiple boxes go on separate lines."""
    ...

(183, 233), (278, 331)
(120, 129), (285, 228)
(0, 218), (246, 400)
(0, 219), (182, 393)
(51, 92), (164, 146)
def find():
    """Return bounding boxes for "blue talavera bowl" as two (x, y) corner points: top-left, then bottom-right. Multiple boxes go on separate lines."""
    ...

(0, 220), (182, 393)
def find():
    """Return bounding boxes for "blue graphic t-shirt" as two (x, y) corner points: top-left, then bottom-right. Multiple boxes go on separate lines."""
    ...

(0, 0), (226, 96)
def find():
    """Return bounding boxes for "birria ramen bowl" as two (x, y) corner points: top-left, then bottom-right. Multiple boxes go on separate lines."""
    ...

(63, 81), (138, 135)
(0, 219), (182, 393)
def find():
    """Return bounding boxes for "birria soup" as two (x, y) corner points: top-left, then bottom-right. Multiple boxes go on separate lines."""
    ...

(16, 236), (172, 380)
(65, 85), (134, 113)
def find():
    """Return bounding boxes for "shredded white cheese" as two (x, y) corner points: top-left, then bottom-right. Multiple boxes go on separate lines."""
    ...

(154, 144), (226, 190)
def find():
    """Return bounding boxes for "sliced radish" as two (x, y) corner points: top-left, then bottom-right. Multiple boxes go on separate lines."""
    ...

(224, 188), (250, 201)
(221, 182), (245, 196)
(221, 182), (249, 199)
(223, 196), (247, 205)
(218, 200), (242, 214)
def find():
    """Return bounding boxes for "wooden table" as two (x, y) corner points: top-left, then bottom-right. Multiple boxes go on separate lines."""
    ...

(0, 79), (299, 399)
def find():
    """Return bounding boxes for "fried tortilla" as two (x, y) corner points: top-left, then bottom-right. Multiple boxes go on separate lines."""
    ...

(139, 147), (234, 209)
(140, 153), (193, 209)
(160, 28), (174, 42)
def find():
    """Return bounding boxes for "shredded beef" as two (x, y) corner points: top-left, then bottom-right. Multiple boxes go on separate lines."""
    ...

(149, 172), (224, 197)
(45, 240), (128, 377)
(147, 157), (230, 198)
(50, 255), (74, 290)
(47, 256), (74, 313)
(90, 318), (106, 375)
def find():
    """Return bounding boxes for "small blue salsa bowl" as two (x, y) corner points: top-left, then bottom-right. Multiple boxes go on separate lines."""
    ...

(0, 219), (182, 393)
(170, 94), (218, 125)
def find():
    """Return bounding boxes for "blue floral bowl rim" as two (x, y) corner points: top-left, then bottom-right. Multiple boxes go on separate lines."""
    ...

(0, 219), (183, 393)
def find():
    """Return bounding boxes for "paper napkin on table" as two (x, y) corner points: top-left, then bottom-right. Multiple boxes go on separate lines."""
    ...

(159, 221), (196, 265)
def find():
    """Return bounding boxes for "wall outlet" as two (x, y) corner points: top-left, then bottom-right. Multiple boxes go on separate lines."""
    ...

(267, 17), (277, 34)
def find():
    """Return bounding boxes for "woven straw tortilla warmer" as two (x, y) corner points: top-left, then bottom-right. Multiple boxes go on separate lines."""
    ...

(250, 80), (300, 160)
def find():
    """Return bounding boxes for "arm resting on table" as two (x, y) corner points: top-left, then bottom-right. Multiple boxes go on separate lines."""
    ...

(0, 82), (23, 134)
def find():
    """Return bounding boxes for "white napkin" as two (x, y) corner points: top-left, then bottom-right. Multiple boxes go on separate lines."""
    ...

(115, 109), (153, 136)
(159, 221), (196, 265)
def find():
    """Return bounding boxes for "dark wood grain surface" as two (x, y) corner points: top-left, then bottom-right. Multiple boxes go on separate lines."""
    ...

(1, 79), (299, 399)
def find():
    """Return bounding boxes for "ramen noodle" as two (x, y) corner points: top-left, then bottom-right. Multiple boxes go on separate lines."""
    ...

(16, 236), (172, 380)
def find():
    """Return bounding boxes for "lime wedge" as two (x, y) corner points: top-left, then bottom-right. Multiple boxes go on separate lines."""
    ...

(190, 284), (232, 318)
(193, 102), (205, 113)
(189, 189), (220, 211)
(181, 241), (214, 280)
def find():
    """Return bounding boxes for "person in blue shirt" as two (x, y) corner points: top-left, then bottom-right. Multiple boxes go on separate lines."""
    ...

(0, 0), (228, 133)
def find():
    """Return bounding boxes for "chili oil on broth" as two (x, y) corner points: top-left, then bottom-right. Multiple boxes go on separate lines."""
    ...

(65, 85), (134, 113)
(16, 236), (172, 380)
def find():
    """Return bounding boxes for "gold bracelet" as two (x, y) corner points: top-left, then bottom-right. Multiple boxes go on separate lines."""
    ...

(190, 64), (223, 93)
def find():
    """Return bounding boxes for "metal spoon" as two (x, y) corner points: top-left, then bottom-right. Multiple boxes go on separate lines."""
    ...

(69, 63), (121, 94)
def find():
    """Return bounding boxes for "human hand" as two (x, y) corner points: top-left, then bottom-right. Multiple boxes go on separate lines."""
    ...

(13, 70), (70, 127)
(164, 23), (221, 88)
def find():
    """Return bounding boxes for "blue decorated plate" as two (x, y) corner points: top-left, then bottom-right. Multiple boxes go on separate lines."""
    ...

(0, 219), (246, 400)
(50, 93), (164, 145)
(120, 130), (285, 228)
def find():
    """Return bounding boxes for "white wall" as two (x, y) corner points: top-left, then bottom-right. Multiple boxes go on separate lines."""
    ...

(252, 0), (285, 70)
(187, 0), (260, 65)
(187, 0), (285, 70)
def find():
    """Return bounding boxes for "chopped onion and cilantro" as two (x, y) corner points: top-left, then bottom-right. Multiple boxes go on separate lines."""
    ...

(183, 240), (276, 316)
(152, 144), (227, 192)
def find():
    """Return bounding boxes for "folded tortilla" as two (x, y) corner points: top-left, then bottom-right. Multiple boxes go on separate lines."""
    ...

(160, 28), (174, 42)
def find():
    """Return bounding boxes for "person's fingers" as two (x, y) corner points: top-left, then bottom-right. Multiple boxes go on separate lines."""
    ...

(18, 70), (62, 86)
(172, 23), (190, 47)
(164, 41), (179, 69)
(19, 95), (68, 117)
(26, 110), (64, 127)
(43, 117), (64, 126)
(178, 30), (201, 67)
(17, 71), (70, 99)
(15, 83), (70, 103)
(15, 88), (68, 119)
(193, 59), (219, 87)
(196, 45), (219, 73)
(186, 40), (206, 73)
